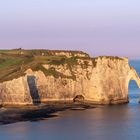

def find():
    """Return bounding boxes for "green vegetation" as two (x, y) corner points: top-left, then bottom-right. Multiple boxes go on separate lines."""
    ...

(0, 57), (22, 69)
(0, 49), (89, 82)
(0, 49), (125, 82)
(0, 48), (89, 57)
(0, 54), (33, 82)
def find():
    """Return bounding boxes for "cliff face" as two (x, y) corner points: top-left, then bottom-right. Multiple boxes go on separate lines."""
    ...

(0, 77), (32, 105)
(0, 53), (139, 105)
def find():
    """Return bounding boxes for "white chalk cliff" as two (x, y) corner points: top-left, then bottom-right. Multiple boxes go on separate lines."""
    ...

(0, 55), (140, 106)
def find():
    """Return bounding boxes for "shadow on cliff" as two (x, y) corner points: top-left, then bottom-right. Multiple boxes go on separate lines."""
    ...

(27, 76), (41, 105)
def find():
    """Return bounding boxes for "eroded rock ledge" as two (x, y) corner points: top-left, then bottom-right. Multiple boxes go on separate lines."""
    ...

(0, 50), (139, 106)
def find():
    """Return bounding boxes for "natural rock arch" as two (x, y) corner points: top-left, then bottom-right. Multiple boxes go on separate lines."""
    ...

(128, 67), (140, 90)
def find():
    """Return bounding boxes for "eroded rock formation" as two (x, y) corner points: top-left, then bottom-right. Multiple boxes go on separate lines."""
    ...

(0, 53), (140, 106)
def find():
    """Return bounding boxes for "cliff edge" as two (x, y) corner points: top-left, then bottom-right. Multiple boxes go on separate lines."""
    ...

(0, 49), (139, 105)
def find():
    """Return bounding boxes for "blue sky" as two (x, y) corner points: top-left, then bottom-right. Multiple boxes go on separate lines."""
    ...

(0, 0), (140, 58)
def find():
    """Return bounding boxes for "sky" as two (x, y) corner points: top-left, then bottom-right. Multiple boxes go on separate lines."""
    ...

(0, 0), (140, 59)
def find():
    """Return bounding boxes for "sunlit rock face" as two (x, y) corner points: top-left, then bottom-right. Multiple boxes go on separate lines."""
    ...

(0, 55), (140, 106)
(0, 77), (32, 105)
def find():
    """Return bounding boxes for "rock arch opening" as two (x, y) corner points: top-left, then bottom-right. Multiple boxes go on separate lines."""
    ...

(127, 66), (140, 103)
(128, 80), (140, 103)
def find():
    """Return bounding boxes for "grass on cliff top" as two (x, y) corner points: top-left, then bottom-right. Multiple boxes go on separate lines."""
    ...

(0, 48), (89, 57)
(0, 51), (91, 82)
(0, 48), (90, 82)
(0, 49), (125, 82)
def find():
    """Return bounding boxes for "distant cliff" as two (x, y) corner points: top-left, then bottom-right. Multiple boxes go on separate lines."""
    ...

(0, 49), (139, 106)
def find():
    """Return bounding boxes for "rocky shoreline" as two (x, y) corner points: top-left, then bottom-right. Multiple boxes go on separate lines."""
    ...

(0, 101), (99, 125)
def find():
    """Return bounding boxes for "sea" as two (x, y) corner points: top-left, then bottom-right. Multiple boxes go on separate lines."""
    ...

(0, 60), (140, 140)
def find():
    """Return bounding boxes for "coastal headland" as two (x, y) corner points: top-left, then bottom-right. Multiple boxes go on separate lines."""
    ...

(0, 48), (139, 124)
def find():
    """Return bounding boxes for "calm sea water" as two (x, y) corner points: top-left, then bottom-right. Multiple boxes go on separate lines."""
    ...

(0, 60), (140, 140)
